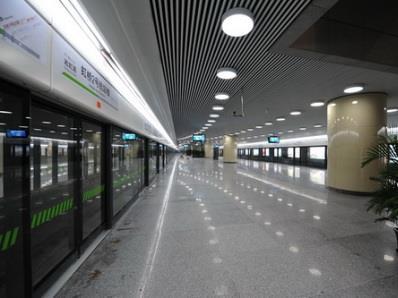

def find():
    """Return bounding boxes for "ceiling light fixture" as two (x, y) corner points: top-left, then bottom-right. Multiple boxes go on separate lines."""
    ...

(247, 128), (254, 131)
(310, 101), (324, 107)
(290, 110), (302, 116)
(313, 124), (323, 128)
(216, 67), (237, 80)
(387, 108), (398, 113)
(212, 105), (224, 111)
(299, 127), (306, 131)
(221, 7), (254, 37)
(209, 114), (220, 118)
(352, 100), (358, 105)
(265, 122), (273, 126)
(255, 125), (263, 129)
(208, 119), (216, 123)
(344, 84), (364, 94)
(215, 93), (230, 100)
(205, 123), (212, 126)
(275, 117), (285, 122)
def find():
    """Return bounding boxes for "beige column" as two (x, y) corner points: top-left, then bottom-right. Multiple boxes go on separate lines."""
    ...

(223, 135), (237, 163)
(204, 141), (213, 158)
(327, 92), (387, 193)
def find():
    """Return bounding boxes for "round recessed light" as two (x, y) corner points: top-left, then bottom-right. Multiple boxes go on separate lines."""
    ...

(216, 67), (237, 80)
(264, 122), (273, 126)
(352, 100), (358, 105)
(299, 127), (306, 131)
(209, 114), (220, 118)
(208, 119), (216, 123)
(203, 127), (209, 130)
(387, 108), (398, 113)
(314, 124), (323, 128)
(215, 93), (230, 100)
(212, 105), (224, 111)
(255, 125), (263, 129)
(205, 123), (212, 126)
(310, 101), (324, 107)
(288, 130), (294, 133)
(240, 130), (246, 133)
(247, 128), (254, 131)
(221, 7), (254, 37)
(290, 110), (302, 116)
(344, 84), (364, 94)
(275, 117), (285, 121)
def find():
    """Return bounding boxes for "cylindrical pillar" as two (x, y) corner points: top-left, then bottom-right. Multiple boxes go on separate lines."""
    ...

(204, 141), (213, 158)
(327, 92), (387, 193)
(223, 135), (237, 163)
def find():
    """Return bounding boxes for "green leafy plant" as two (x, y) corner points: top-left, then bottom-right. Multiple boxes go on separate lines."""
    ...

(362, 135), (398, 226)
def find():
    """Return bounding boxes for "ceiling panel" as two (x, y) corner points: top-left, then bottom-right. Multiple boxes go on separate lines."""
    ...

(148, 0), (398, 143)
(150, 0), (312, 138)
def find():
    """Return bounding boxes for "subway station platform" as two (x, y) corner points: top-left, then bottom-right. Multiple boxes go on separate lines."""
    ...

(56, 157), (398, 298)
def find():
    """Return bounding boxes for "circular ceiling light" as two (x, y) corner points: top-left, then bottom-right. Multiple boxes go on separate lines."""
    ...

(212, 105), (224, 111)
(221, 8), (254, 37)
(209, 114), (220, 118)
(208, 119), (216, 123)
(203, 127), (209, 130)
(352, 100), (358, 105)
(313, 124), (323, 128)
(310, 101), (324, 107)
(387, 108), (398, 113)
(205, 123), (212, 126)
(275, 117), (286, 122)
(299, 127), (306, 131)
(247, 128), (254, 131)
(240, 130), (246, 133)
(216, 67), (237, 80)
(290, 110), (302, 116)
(344, 84), (364, 94)
(215, 93), (230, 100)
(255, 125), (263, 129)
(264, 122), (273, 126)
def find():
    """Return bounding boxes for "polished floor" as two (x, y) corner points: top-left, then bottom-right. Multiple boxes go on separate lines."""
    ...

(57, 156), (398, 297)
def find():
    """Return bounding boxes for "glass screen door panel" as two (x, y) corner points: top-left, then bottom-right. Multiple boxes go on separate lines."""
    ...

(81, 122), (104, 239)
(0, 82), (29, 297)
(30, 104), (77, 286)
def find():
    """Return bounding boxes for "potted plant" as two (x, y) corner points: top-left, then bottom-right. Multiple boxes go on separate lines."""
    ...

(362, 135), (398, 251)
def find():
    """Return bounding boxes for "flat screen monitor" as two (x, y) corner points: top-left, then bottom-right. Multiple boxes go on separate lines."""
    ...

(268, 136), (280, 143)
(192, 134), (205, 142)
(122, 132), (136, 141)
(6, 129), (28, 138)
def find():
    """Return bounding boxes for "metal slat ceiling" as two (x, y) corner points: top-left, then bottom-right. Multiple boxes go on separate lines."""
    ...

(150, 0), (311, 138)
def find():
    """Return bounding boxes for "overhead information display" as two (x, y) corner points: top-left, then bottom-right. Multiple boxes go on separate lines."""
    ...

(192, 134), (205, 142)
(268, 136), (280, 143)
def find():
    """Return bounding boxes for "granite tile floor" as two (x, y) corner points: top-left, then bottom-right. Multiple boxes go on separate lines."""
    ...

(57, 156), (398, 298)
